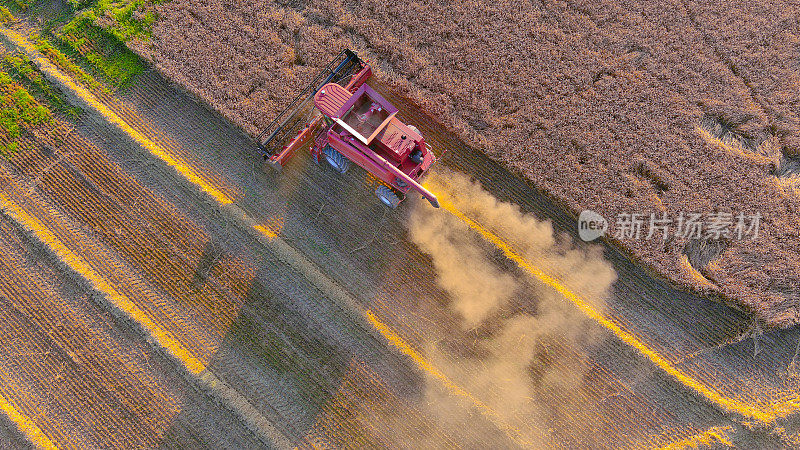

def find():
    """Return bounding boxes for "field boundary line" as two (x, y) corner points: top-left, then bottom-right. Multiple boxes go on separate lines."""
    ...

(435, 196), (777, 424)
(0, 193), (292, 449)
(0, 391), (57, 449)
(0, 27), (233, 206)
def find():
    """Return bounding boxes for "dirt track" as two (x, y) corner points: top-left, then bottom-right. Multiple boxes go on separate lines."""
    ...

(0, 411), (30, 450)
(0, 13), (799, 449)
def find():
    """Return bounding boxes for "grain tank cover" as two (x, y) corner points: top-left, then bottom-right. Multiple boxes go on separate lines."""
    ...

(314, 83), (351, 119)
(374, 117), (419, 160)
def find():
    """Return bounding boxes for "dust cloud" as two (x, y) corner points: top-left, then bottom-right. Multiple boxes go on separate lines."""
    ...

(408, 208), (519, 328)
(408, 170), (617, 448)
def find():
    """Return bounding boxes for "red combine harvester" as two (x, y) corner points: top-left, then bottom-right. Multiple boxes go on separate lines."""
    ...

(258, 50), (439, 208)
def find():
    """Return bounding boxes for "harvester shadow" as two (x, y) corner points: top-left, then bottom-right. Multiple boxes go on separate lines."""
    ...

(190, 242), (222, 288)
(158, 267), (427, 447)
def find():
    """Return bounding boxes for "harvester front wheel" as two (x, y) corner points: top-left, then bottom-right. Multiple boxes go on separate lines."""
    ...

(376, 185), (400, 209)
(323, 145), (351, 174)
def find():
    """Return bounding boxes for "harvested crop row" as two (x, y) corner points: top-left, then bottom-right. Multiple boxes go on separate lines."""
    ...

(303, 360), (466, 449)
(6, 133), (223, 358)
(0, 208), (264, 448)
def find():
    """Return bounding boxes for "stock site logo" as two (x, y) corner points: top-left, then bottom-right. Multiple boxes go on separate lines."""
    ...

(578, 210), (762, 243)
(578, 210), (608, 242)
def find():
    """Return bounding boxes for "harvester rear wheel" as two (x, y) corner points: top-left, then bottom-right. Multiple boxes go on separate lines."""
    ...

(323, 145), (351, 174)
(376, 185), (400, 209)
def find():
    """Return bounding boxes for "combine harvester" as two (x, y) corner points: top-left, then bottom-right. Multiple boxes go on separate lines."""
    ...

(258, 50), (440, 209)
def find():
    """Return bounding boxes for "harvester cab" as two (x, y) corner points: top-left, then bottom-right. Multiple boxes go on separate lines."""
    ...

(257, 50), (439, 209)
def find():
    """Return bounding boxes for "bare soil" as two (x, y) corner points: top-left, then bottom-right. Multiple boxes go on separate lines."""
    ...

(139, 0), (800, 327)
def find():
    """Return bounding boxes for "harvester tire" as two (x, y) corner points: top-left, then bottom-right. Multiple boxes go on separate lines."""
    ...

(376, 185), (400, 209)
(323, 146), (351, 174)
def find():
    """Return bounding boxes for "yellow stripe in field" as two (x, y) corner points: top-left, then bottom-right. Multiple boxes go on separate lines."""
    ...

(0, 194), (206, 376)
(696, 127), (771, 165)
(254, 224), (277, 240)
(0, 28), (233, 206)
(660, 425), (734, 450)
(435, 197), (775, 424)
(365, 310), (533, 447)
(0, 392), (57, 449)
